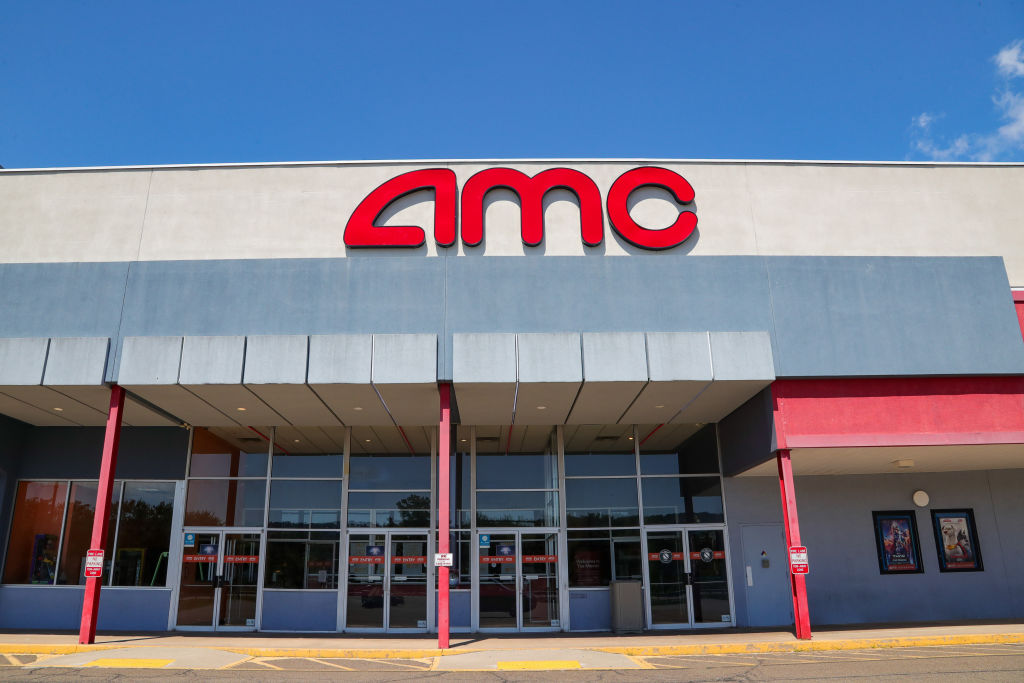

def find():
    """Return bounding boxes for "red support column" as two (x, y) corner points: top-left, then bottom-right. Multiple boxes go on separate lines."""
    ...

(437, 382), (452, 649)
(78, 384), (126, 644)
(777, 448), (812, 640)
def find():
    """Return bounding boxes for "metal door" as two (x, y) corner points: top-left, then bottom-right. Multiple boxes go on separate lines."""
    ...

(477, 530), (560, 631)
(345, 531), (429, 631)
(175, 530), (262, 630)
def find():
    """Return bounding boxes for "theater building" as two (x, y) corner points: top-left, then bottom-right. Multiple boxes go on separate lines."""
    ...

(0, 159), (1022, 638)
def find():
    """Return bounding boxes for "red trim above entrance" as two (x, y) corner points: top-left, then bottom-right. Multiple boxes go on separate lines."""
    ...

(772, 377), (1024, 450)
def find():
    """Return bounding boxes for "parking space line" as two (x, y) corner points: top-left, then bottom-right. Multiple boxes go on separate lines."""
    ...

(311, 658), (355, 671)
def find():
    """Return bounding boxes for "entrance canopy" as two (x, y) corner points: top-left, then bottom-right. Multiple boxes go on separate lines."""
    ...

(730, 376), (1024, 476)
(0, 331), (775, 430)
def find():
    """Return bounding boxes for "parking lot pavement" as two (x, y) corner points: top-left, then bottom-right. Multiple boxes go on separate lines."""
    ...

(1, 642), (1022, 675)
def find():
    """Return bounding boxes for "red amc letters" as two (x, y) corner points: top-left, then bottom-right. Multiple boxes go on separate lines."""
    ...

(344, 166), (697, 251)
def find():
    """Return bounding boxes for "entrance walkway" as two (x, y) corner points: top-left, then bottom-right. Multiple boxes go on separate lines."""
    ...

(0, 622), (1022, 671)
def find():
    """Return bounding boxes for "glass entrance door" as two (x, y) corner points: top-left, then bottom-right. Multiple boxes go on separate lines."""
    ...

(346, 531), (429, 631)
(176, 530), (262, 630)
(477, 530), (560, 631)
(643, 527), (731, 628)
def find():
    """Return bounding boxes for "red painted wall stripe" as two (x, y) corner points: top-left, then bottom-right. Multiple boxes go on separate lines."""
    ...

(773, 377), (1024, 449)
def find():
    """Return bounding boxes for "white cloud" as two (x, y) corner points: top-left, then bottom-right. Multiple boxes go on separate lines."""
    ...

(912, 112), (936, 130)
(911, 39), (1024, 161)
(914, 134), (970, 161)
(994, 39), (1024, 78)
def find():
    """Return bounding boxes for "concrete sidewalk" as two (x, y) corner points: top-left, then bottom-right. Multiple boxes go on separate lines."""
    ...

(2, 622), (1024, 659)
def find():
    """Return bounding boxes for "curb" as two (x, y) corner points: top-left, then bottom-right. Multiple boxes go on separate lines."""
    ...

(596, 633), (1024, 656)
(218, 646), (448, 659)
(0, 644), (121, 655)
(0, 633), (1021, 659)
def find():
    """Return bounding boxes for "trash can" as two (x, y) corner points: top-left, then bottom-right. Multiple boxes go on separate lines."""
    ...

(610, 579), (644, 633)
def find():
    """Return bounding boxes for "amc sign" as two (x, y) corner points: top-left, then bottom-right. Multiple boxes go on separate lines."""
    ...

(344, 166), (697, 251)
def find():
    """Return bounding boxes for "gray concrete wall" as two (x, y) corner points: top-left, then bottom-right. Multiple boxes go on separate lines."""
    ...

(0, 255), (1020, 385)
(725, 470), (1024, 627)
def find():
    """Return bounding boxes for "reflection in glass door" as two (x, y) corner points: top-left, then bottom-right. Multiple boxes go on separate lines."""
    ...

(176, 530), (261, 630)
(219, 533), (261, 628)
(643, 528), (732, 628)
(346, 532), (428, 631)
(645, 530), (689, 627)
(687, 529), (730, 624)
(477, 531), (560, 631)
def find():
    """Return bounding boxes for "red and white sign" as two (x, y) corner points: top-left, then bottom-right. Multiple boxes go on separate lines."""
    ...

(522, 554), (557, 563)
(392, 555), (427, 564)
(789, 546), (809, 574)
(648, 551), (685, 561)
(182, 554), (218, 563)
(480, 555), (516, 564)
(84, 549), (104, 578)
(344, 166), (697, 251)
(224, 555), (259, 564)
(349, 555), (386, 564)
(689, 550), (726, 560)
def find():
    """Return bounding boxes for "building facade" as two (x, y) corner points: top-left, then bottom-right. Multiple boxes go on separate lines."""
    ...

(0, 159), (1023, 635)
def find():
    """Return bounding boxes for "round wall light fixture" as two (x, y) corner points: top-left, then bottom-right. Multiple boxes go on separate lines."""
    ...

(912, 490), (930, 507)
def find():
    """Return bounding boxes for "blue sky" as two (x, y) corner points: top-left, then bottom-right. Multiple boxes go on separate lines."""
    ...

(2, 1), (1023, 167)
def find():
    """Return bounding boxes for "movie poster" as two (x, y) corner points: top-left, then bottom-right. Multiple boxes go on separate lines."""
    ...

(931, 509), (983, 572)
(872, 511), (923, 574)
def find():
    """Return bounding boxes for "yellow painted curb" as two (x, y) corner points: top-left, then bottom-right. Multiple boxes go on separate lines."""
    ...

(1, 633), (1021, 660)
(217, 646), (449, 659)
(596, 632), (1024, 656)
(497, 660), (581, 670)
(0, 644), (120, 655)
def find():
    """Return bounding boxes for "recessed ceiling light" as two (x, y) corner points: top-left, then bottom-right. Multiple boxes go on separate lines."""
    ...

(460, 438), (467, 442)
(536, 405), (547, 410)
(894, 459), (915, 469)
(353, 407), (363, 411)
(655, 405), (665, 409)
(237, 407), (247, 412)
(627, 436), (634, 440)
(293, 439), (300, 443)
(365, 439), (371, 443)
(53, 407), (64, 412)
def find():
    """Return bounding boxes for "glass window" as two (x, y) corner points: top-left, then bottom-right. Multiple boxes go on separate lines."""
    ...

(2, 481), (68, 584)
(567, 529), (642, 587)
(2, 480), (175, 588)
(268, 480), (342, 529)
(184, 479), (266, 527)
(111, 482), (175, 587)
(640, 425), (720, 475)
(189, 428), (268, 477)
(347, 491), (431, 528)
(565, 452), (636, 477)
(565, 478), (639, 527)
(264, 531), (339, 589)
(271, 454), (342, 478)
(447, 451), (471, 529)
(641, 476), (724, 524)
(349, 454), (430, 490)
(439, 530), (473, 589)
(56, 482), (117, 585)
(477, 452), (557, 490)
(476, 491), (559, 527)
